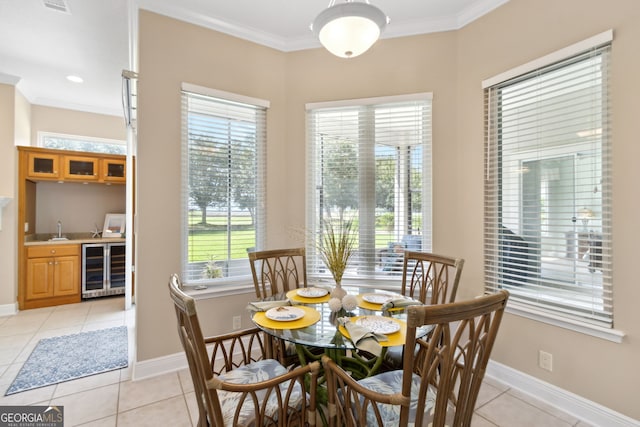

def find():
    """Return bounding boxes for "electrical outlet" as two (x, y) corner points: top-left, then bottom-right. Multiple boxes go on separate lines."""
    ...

(539, 350), (553, 371)
(232, 315), (241, 330)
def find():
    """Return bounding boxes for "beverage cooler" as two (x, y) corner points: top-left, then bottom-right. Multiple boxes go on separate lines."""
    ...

(82, 243), (126, 298)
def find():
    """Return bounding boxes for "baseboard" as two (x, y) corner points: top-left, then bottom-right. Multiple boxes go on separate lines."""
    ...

(131, 351), (187, 381)
(0, 302), (18, 317)
(486, 360), (640, 427)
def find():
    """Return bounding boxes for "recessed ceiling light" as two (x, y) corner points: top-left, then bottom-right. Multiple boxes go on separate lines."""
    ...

(43, 0), (70, 14)
(66, 75), (83, 83)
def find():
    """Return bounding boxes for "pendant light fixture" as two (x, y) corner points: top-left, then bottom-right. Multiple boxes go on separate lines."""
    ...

(311, 0), (389, 58)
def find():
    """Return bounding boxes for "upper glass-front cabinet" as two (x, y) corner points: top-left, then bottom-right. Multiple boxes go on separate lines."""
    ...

(23, 148), (125, 184)
(102, 158), (126, 183)
(27, 152), (60, 179)
(63, 156), (99, 181)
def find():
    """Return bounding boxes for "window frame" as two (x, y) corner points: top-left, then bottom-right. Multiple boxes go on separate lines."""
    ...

(180, 83), (267, 289)
(305, 93), (433, 289)
(38, 131), (126, 155)
(482, 31), (624, 342)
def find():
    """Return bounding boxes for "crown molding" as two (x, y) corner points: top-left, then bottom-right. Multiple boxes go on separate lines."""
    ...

(457, 0), (511, 28)
(0, 72), (21, 86)
(137, 0), (510, 53)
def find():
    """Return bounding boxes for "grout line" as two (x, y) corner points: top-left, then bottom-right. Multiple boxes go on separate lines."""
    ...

(474, 384), (511, 411)
(473, 413), (500, 426)
(507, 389), (577, 426)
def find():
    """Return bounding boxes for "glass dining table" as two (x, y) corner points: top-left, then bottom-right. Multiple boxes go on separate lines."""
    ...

(249, 285), (431, 379)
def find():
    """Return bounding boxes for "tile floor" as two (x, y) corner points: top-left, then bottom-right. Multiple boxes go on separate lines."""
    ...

(0, 296), (594, 426)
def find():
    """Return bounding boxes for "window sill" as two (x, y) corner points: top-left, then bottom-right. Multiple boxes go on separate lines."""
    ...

(182, 278), (255, 299)
(181, 275), (404, 300)
(507, 301), (625, 343)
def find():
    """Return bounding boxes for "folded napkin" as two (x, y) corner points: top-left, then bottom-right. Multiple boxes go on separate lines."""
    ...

(339, 317), (388, 357)
(380, 298), (423, 312)
(247, 299), (291, 312)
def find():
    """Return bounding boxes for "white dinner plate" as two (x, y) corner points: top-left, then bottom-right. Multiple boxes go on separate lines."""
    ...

(297, 287), (329, 298)
(361, 293), (394, 305)
(265, 306), (305, 321)
(355, 316), (401, 334)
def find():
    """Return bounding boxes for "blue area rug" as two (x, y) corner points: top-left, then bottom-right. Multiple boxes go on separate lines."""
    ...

(6, 326), (128, 395)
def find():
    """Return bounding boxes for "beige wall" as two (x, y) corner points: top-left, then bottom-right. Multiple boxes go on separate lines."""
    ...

(30, 105), (126, 145)
(14, 91), (31, 147)
(136, 0), (640, 419)
(455, 0), (640, 418)
(0, 84), (18, 307)
(35, 182), (125, 235)
(136, 11), (288, 362)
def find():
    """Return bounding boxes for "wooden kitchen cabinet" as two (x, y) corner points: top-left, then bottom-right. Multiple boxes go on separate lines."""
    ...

(26, 151), (61, 179)
(102, 158), (126, 183)
(17, 146), (129, 310)
(20, 147), (125, 184)
(25, 244), (81, 307)
(63, 155), (99, 181)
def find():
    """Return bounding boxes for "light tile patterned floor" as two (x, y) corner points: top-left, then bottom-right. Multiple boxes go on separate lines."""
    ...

(0, 297), (593, 426)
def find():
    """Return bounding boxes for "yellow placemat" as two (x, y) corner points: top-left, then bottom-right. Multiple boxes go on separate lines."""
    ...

(356, 294), (384, 311)
(253, 305), (321, 330)
(338, 316), (407, 347)
(286, 288), (331, 304)
(356, 294), (403, 312)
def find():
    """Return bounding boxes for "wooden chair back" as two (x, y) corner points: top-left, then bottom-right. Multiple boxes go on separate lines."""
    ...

(401, 251), (465, 304)
(169, 273), (320, 427)
(169, 273), (223, 425)
(403, 290), (509, 426)
(323, 290), (509, 427)
(248, 248), (307, 299)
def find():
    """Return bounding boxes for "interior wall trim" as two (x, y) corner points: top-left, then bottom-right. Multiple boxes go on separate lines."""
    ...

(0, 303), (18, 317)
(486, 360), (639, 427)
(131, 351), (187, 382)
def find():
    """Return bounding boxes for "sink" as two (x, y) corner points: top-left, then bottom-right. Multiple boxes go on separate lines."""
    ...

(49, 237), (69, 241)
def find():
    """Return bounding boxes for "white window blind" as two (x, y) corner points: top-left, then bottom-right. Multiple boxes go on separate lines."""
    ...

(181, 87), (266, 284)
(306, 94), (432, 281)
(484, 40), (612, 327)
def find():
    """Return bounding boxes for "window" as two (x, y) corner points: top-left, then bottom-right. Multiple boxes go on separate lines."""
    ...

(306, 94), (432, 282)
(40, 132), (126, 155)
(181, 84), (267, 284)
(483, 32), (613, 329)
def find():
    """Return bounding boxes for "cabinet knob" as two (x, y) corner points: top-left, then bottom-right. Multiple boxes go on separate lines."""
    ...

(51, 249), (56, 254)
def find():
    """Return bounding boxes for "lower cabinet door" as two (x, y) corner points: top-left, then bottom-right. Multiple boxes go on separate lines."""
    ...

(26, 258), (54, 300)
(54, 256), (80, 296)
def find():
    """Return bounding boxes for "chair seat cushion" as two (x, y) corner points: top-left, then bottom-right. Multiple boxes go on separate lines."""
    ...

(217, 359), (305, 427)
(357, 369), (436, 426)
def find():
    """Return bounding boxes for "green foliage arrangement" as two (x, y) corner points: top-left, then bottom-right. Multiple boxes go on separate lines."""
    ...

(318, 219), (357, 285)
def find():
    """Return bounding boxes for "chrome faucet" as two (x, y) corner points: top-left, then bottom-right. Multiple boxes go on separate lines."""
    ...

(57, 220), (62, 238)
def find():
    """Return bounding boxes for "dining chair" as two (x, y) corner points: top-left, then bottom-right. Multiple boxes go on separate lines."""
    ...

(382, 251), (465, 370)
(401, 251), (465, 305)
(322, 290), (509, 427)
(168, 274), (320, 427)
(248, 247), (307, 299)
(249, 247), (321, 366)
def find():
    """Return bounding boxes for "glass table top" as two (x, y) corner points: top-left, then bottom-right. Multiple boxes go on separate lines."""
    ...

(249, 286), (431, 350)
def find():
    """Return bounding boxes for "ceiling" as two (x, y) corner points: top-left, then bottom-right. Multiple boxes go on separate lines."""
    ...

(0, 0), (508, 118)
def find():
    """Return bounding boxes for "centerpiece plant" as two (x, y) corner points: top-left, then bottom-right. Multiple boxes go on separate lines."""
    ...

(317, 219), (356, 299)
